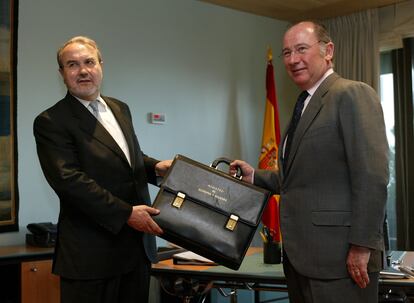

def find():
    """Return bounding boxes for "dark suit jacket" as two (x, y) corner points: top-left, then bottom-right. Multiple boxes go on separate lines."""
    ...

(34, 92), (159, 279)
(255, 73), (389, 279)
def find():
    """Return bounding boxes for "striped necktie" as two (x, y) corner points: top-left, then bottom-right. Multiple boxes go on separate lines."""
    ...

(89, 100), (100, 118)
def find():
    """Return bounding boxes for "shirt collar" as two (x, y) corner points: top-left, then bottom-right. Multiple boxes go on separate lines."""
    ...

(74, 94), (107, 110)
(307, 68), (334, 96)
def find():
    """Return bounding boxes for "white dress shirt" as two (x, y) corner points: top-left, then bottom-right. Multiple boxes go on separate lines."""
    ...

(282, 68), (334, 158)
(77, 96), (132, 166)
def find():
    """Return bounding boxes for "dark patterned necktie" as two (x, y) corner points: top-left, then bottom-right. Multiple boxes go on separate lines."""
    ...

(283, 90), (309, 172)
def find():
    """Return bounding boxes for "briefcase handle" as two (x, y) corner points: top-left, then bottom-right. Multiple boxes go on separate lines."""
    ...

(210, 157), (242, 180)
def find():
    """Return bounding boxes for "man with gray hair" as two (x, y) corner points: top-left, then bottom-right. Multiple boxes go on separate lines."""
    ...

(231, 21), (389, 302)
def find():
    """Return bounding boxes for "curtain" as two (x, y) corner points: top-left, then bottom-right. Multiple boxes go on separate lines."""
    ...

(321, 9), (379, 91)
(393, 38), (414, 251)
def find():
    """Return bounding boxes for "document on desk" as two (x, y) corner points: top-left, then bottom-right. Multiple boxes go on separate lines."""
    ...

(380, 250), (412, 279)
(173, 251), (217, 266)
(380, 266), (409, 279)
(398, 266), (414, 278)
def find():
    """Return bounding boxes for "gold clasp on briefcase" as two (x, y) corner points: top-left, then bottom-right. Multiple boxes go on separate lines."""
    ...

(172, 192), (186, 209)
(225, 214), (239, 231)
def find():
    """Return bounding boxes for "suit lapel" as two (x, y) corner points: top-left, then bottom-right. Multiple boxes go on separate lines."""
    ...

(65, 93), (131, 167)
(284, 73), (340, 176)
(103, 97), (136, 168)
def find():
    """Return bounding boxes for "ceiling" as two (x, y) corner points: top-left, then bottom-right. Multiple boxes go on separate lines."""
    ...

(200, 0), (406, 21)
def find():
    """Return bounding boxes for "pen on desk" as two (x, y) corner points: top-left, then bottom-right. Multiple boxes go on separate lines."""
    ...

(260, 231), (268, 243)
(263, 226), (275, 244)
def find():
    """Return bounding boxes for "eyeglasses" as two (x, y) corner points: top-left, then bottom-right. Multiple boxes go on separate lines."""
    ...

(280, 41), (324, 59)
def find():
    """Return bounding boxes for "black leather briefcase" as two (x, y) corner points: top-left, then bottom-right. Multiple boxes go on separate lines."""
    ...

(152, 154), (270, 270)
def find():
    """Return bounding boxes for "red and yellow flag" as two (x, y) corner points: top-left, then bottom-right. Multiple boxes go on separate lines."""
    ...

(259, 48), (281, 243)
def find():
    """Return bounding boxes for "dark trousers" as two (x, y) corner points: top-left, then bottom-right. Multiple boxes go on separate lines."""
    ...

(283, 252), (379, 303)
(60, 260), (151, 303)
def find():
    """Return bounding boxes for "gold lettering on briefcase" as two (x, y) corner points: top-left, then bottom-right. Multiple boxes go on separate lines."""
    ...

(225, 214), (239, 231)
(197, 184), (228, 202)
(208, 184), (224, 193)
(198, 188), (212, 196)
(172, 192), (186, 209)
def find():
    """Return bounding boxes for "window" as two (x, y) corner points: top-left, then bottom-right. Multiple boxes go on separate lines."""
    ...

(380, 51), (397, 249)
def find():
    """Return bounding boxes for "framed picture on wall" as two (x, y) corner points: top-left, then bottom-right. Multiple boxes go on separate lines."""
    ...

(0, 0), (18, 232)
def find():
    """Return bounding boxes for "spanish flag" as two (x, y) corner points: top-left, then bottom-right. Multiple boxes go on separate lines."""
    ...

(259, 48), (281, 243)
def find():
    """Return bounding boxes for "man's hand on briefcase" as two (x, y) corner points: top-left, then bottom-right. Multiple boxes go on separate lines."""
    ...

(127, 205), (163, 235)
(230, 160), (254, 184)
(155, 160), (173, 177)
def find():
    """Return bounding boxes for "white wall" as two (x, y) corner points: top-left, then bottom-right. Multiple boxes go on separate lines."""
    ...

(1, 0), (298, 243)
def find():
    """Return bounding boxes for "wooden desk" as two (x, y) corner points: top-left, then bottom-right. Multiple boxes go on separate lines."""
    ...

(152, 247), (286, 302)
(153, 247), (285, 283)
(379, 251), (414, 301)
(0, 244), (54, 264)
(380, 251), (414, 287)
(0, 244), (59, 303)
(152, 248), (414, 302)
